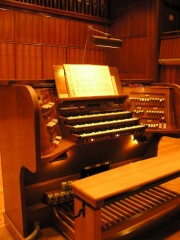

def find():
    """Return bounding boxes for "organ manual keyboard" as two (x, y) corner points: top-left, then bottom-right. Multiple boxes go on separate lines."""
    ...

(0, 65), (179, 240)
(57, 96), (147, 143)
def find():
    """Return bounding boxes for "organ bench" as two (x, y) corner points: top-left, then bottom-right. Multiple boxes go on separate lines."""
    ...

(59, 154), (179, 240)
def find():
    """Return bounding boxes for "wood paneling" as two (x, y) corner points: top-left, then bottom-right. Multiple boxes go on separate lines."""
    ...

(15, 44), (42, 79)
(111, 0), (147, 38)
(109, 1), (129, 38)
(128, 37), (148, 73)
(110, 0), (159, 82)
(109, 40), (128, 72)
(43, 46), (67, 79)
(0, 9), (15, 42)
(42, 16), (68, 46)
(128, 0), (148, 37)
(84, 48), (109, 64)
(159, 37), (180, 84)
(67, 47), (85, 64)
(159, 66), (180, 84)
(15, 12), (41, 44)
(67, 47), (108, 64)
(160, 37), (180, 58)
(66, 21), (111, 64)
(68, 20), (87, 47)
(0, 5), (110, 81)
(68, 21), (111, 49)
(114, 37), (149, 80)
(0, 43), (15, 80)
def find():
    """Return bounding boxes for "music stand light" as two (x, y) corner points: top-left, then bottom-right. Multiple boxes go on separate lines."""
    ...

(82, 25), (122, 62)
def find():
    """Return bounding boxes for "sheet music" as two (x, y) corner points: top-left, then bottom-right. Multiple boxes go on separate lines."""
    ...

(63, 64), (116, 97)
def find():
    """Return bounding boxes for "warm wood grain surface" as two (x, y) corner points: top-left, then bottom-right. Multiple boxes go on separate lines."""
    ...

(0, 153), (4, 229)
(0, 136), (180, 239)
(71, 137), (180, 208)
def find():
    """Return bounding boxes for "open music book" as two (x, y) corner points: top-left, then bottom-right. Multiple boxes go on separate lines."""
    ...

(62, 64), (118, 97)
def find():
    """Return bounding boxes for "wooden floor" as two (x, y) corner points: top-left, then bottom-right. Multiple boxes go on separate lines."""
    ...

(0, 227), (15, 240)
(0, 222), (179, 240)
(0, 213), (179, 240)
(0, 136), (180, 240)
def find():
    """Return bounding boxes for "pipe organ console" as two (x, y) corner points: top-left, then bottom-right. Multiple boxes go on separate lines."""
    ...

(0, 66), (179, 240)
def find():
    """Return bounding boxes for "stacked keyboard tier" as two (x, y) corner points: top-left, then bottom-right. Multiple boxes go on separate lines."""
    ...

(57, 96), (146, 143)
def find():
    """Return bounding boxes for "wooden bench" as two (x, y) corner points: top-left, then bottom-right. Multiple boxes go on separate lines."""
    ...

(71, 150), (180, 240)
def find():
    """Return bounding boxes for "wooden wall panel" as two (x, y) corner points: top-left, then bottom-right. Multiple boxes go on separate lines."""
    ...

(68, 21), (111, 49)
(0, 4), (110, 81)
(84, 49), (109, 65)
(159, 66), (180, 84)
(110, 0), (159, 82)
(110, 0), (148, 39)
(15, 44), (42, 79)
(128, 0), (148, 37)
(110, 1), (129, 38)
(147, 0), (159, 82)
(109, 39), (128, 72)
(0, 43), (15, 80)
(43, 46), (67, 79)
(128, 37), (148, 73)
(67, 48), (108, 65)
(159, 37), (180, 85)
(15, 12), (42, 44)
(116, 38), (149, 80)
(159, 37), (180, 59)
(67, 48), (85, 64)
(42, 16), (68, 46)
(68, 20), (87, 47)
(0, 9), (15, 42)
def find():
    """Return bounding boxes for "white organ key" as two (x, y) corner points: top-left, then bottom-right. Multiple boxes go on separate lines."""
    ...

(67, 111), (131, 120)
(80, 125), (146, 138)
(73, 118), (138, 128)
